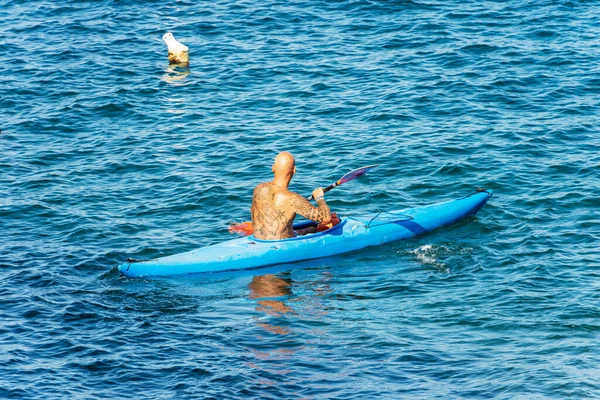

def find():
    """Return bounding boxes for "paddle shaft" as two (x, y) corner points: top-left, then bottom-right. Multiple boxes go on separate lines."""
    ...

(305, 164), (378, 201)
(306, 181), (338, 200)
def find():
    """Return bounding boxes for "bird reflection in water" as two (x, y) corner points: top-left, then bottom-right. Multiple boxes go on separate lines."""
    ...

(161, 64), (191, 84)
(249, 273), (294, 335)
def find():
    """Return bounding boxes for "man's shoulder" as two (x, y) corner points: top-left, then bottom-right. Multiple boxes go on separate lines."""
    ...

(279, 189), (303, 202)
(253, 183), (302, 200)
(254, 182), (271, 192)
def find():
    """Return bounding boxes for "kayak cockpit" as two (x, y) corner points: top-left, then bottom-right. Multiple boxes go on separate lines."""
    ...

(249, 219), (347, 243)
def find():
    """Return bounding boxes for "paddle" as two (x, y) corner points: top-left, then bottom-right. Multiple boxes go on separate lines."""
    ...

(305, 164), (379, 200)
(229, 164), (379, 236)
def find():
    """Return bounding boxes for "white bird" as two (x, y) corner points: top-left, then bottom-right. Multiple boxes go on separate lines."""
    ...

(162, 32), (189, 65)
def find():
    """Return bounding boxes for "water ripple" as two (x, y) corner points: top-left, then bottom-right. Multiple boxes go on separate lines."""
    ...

(2, 0), (600, 398)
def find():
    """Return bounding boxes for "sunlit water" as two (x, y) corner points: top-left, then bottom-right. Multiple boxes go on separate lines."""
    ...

(1, 0), (599, 398)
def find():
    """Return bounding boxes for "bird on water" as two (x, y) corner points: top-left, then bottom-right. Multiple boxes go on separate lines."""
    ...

(162, 32), (189, 65)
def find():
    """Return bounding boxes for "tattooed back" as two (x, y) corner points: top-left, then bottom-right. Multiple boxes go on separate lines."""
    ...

(250, 182), (331, 240)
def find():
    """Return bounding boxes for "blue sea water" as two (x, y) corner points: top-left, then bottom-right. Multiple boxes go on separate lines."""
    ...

(1, 0), (599, 398)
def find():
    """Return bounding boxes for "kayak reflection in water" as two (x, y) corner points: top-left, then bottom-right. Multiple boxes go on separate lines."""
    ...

(250, 151), (337, 240)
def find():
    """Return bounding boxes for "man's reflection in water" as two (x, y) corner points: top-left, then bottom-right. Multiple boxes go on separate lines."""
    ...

(249, 273), (294, 335)
(246, 269), (333, 373)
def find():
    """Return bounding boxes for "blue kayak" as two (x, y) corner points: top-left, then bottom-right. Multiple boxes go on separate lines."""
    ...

(119, 189), (492, 277)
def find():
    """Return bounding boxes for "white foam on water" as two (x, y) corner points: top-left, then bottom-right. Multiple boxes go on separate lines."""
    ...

(411, 244), (450, 272)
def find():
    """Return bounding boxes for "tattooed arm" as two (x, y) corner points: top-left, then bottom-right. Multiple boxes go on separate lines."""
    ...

(288, 190), (331, 224)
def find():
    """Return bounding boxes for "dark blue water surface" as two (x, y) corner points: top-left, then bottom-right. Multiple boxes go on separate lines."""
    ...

(2, 0), (599, 398)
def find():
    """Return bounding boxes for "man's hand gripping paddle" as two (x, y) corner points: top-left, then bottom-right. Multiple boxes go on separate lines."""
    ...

(228, 164), (379, 236)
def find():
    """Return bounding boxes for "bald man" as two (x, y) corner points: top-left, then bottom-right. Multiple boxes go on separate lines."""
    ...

(251, 152), (332, 240)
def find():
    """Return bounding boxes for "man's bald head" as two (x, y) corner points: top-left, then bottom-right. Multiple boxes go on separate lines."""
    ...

(272, 151), (296, 182)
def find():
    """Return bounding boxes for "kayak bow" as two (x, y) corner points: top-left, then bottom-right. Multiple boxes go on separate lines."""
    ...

(119, 189), (492, 277)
